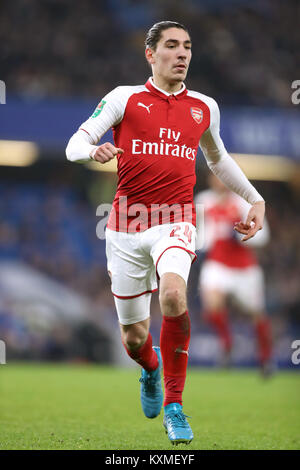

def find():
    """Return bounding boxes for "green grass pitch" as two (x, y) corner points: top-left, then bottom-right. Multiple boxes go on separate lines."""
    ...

(0, 363), (299, 450)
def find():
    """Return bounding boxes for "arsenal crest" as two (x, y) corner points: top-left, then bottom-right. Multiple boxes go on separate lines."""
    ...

(190, 107), (203, 124)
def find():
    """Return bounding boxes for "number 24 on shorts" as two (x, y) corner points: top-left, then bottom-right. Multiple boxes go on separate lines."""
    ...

(170, 224), (192, 244)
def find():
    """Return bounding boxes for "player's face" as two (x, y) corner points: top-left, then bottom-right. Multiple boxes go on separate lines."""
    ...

(147, 28), (192, 84)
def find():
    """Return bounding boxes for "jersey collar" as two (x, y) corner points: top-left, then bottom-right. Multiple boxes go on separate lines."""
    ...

(145, 77), (187, 100)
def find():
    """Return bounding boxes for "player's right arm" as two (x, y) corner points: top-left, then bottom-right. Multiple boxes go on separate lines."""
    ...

(65, 87), (125, 164)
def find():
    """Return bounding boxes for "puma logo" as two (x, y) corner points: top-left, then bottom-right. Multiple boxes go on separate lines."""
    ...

(175, 348), (189, 356)
(137, 102), (153, 114)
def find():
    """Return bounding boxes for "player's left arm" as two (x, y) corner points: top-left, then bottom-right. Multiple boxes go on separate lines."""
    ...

(199, 98), (265, 241)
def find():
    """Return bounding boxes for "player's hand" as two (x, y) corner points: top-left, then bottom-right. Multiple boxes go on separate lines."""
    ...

(234, 200), (265, 242)
(90, 142), (124, 163)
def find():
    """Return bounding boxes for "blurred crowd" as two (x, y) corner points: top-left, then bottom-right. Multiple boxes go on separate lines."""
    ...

(0, 182), (109, 299)
(0, 181), (114, 361)
(258, 184), (300, 325)
(1, 0), (298, 106)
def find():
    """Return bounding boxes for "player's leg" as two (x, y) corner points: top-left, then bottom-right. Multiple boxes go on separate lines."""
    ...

(252, 312), (273, 377)
(106, 228), (162, 417)
(117, 296), (157, 372)
(233, 302), (273, 376)
(144, 221), (196, 443)
(106, 227), (158, 368)
(114, 294), (163, 418)
(120, 318), (148, 351)
(159, 271), (190, 406)
(199, 262), (233, 363)
(232, 266), (273, 376)
(201, 287), (232, 364)
(157, 248), (194, 444)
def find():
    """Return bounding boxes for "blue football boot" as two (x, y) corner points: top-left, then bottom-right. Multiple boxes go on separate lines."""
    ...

(163, 403), (193, 445)
(139, 346), (163, 419)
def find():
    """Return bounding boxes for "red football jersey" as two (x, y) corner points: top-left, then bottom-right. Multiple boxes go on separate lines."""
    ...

(80, 78), (221, 232)
(195, 189), (259, 268)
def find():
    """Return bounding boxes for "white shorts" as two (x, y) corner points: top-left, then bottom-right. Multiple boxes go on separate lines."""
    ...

(199, 260), (265, 313)
(106, 222), (196, 324)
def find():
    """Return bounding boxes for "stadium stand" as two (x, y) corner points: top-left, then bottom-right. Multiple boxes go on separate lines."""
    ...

(1, 0), (298, 106)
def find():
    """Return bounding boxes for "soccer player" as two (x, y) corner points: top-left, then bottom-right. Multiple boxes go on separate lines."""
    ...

(195, 174), (272, 375)
(66, 21), (266, 445)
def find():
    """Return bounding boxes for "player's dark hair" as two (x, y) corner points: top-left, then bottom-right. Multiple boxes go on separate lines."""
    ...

(145, 21), (190, 50)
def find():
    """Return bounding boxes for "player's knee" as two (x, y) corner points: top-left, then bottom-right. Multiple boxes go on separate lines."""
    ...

(124, 336), (146, 351)
(160, 286), (186, 315)
(122, 328), (148, 351)
(160, 286), (180, 306)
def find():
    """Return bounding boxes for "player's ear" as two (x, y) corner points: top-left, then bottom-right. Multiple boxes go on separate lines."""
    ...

(145, 47), (155, 65)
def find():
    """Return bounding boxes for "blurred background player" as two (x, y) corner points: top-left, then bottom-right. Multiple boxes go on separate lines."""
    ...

(195, 173), (273, 376)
